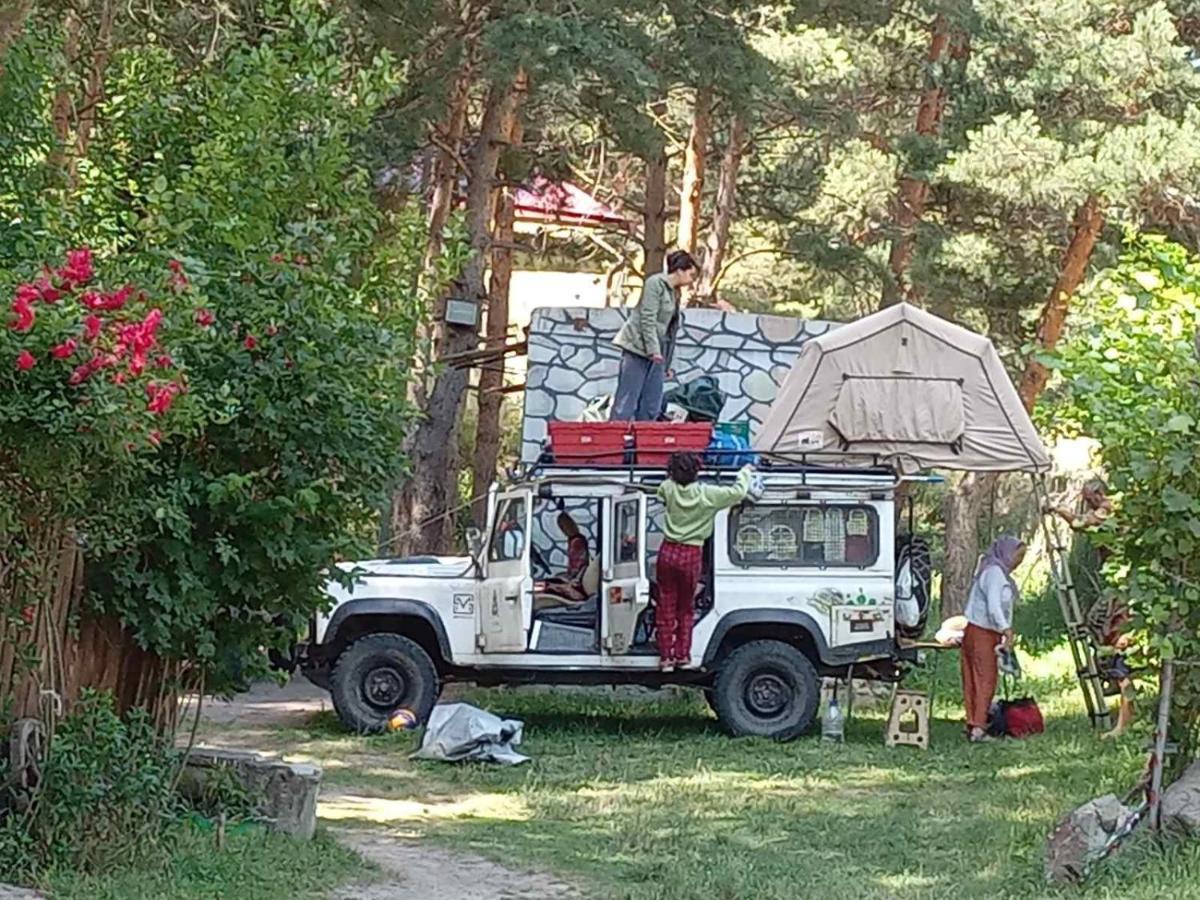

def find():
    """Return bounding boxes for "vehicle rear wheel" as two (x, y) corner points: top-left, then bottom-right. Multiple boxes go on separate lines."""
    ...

(331, 633), (439, 734)
(712, 640), (819, 741)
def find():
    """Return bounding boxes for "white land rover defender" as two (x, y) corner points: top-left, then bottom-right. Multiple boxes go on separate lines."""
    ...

(300, 463), (932, 741)
(300, 301), (1051, 740)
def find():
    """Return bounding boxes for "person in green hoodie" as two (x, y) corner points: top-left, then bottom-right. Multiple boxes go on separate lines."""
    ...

(610, 250), (698, 421)
(655, 452), (754, 671)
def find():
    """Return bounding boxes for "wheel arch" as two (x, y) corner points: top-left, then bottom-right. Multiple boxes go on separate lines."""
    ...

(703, 609), (836, 669)
(322, 598), (451, 670)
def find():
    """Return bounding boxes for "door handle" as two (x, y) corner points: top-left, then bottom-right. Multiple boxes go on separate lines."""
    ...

(505, 594), (519, 604)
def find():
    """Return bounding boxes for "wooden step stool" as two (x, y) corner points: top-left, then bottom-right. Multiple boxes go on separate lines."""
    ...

(885, 689), (930, 749)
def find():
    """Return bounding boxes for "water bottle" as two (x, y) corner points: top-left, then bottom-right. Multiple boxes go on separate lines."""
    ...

(822, 694), (845, 743)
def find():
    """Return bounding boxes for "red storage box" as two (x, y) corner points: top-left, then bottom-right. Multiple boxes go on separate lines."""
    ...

(633, 422), (713, 466)
(547, 421), (630, 465)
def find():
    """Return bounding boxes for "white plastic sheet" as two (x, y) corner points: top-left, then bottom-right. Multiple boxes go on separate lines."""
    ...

(410, 703), (530, 766)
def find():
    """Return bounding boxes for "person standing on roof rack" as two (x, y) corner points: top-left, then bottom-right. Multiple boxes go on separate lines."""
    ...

(960, 535), (1026, 743)
(610, 250), (697, 421)
(656, 452), (754, 672)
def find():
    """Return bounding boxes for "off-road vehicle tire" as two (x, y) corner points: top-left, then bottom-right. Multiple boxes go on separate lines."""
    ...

(331, 633), (439, 733)
(712, 640), (820, 740)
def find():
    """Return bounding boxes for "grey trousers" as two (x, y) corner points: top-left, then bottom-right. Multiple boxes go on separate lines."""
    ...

(610, 350), (665, 421)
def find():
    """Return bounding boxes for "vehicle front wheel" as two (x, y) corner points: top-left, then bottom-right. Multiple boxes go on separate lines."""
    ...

(711, 640), (820, 741)
(331, 633), (439, 733)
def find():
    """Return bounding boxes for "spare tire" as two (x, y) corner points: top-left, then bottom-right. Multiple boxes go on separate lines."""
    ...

(896, 535), (932, 639)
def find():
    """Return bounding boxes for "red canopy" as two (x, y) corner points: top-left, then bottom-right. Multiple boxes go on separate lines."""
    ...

(512, 178), (629, 229)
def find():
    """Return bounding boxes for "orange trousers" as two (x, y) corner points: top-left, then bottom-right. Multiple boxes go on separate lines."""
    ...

(961, 623), (1002, 731)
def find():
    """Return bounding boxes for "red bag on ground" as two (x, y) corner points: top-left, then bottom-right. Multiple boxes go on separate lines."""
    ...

(1000, 698), (1045, 738)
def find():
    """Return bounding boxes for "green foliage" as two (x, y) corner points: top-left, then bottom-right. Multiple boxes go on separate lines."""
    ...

(42, 826), (365, 900)
(0, 0), (429, 692)
(266, 675), (1181, 900)
(1053, 232), (1200, 753)
(0, 692), (182, 883)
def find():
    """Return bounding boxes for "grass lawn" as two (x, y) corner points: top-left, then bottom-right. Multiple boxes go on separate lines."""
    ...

(40, 825), (367, 900)
(215, 641), (1200, 900)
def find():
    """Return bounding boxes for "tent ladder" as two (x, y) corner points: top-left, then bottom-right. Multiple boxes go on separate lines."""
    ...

(1031, 474), (1113, 731)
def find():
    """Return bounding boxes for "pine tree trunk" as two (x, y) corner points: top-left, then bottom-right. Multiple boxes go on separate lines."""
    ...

(881, 16), (959, 308)
(940, 473), (986, 618)
(420, 66), (473, 304)
(393, 71), (527, 556)
(696, 113), (745, 304)
(1017, 196), (1105, 409)
(940, 197), (1105, 616)
(677, 86), (711, 254)
(470, 113), (523, 526)
(642, 101), (668, 277)
(387, 59), (474, 553)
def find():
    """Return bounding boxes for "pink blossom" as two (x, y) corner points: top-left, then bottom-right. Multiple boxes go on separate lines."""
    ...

(50, 339), (78, 360)
(57, 248), (94, 287)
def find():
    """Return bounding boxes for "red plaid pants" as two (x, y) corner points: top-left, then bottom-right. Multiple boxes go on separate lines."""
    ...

(656, 539), (703, 662)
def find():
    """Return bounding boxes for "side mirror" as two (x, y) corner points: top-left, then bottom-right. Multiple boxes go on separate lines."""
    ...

(465, 526), (483, 560)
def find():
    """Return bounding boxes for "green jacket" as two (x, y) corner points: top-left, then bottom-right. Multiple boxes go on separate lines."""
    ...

(613, 273), (679, 364)
(656, 466), (753, 546)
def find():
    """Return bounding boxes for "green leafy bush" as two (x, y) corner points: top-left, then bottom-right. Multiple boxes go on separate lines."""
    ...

(1054, 233), (1200, 759)
(0, 692), (181, 883)
(1, 1), (431, 694)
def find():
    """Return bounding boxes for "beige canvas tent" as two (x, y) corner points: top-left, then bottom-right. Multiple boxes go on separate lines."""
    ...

(753, 303), (1051, 473)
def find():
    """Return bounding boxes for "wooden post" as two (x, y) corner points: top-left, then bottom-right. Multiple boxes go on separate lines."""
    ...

(1149, 658), (1175, 832)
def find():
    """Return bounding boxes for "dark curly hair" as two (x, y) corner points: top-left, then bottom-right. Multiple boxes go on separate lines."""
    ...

(666, 249), (697, 273)
(666, 451), (701, 486)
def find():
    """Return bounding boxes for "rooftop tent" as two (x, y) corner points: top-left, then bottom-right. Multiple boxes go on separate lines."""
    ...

(753, 303), (1051, 474)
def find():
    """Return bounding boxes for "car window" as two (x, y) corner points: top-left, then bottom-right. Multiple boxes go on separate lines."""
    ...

(614, 498), (639, 564)
(489, 497), (527, 562)
(730, 504), (878, 567)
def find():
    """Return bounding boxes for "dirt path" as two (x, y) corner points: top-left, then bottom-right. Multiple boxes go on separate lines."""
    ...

(193, 680), (584, 900)
(331, 828), (579, 900)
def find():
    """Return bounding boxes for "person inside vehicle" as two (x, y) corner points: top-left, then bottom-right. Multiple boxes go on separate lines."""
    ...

(560, 511), (590, 579)
(656, 451), (754, 672)
(960, 535), (1025, 743)
(533, 511), (594, 608)
(1048, 479), (1134, 739)
(610, 250), (697, 421)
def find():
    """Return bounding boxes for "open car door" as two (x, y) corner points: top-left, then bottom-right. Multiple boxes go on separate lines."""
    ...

(602, 490), (649, 654)
(477, 488), (533, 652)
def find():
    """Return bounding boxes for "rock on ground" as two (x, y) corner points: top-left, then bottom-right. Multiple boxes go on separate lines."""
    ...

(1045, 793), (1133, 884)
(0, 885), (42, 898)
(332, 829), (582, 900)
(1162, 760), (1200, 835)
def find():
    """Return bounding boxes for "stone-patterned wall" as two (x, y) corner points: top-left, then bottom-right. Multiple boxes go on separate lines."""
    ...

(521, 306), (833, 462)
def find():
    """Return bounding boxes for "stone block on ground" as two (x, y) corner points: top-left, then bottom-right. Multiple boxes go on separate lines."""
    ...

(0, 884), (43, 899)
(1162, 760), (1200, 835)
(1045, 793), (1132, 884)
(179, 747), (321, 840)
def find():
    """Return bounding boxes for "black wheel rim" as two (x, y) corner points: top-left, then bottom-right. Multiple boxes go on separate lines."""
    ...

(363, 665), (407, 711)
(745, 670), (793, 718)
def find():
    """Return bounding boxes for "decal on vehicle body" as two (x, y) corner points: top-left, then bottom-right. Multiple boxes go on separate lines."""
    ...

(453, 594), (474, 617)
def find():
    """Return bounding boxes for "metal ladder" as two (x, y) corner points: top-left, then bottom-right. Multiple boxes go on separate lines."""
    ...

(1031, 475), (1113, 731)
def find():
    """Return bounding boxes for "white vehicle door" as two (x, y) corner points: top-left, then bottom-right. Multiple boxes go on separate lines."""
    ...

(477, 489), (533, 653)
(602, 491), (649, 654)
